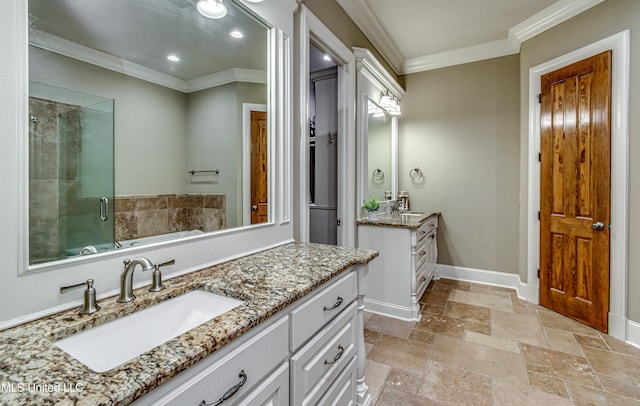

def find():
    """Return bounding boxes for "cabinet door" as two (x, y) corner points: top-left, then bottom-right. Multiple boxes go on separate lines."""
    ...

(238, 363), (289, 406)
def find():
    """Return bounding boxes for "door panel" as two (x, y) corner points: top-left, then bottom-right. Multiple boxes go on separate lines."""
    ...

(250, 110), (268, 224)
(539, 50), (611, 332)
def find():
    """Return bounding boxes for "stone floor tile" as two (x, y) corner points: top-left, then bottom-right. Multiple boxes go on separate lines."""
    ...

(421, 303), (446, 316)
(375, 386), (439, 406)
(449, 289), (514, 312)
(408, 328), (435, 345)
(537, 310), (600, 337)
(491, 309), (548, 347)
(430, 335), (527, 386)
(521, 343), (600, 388)
(418, 360), (492, 406)
(365, 359), (392, 405)
(365, 314), (414, 339)
(421, 290), (451, 307)
(414, 313), (465, 339)
(368, 334), (431, 375)
(444, 301), (490, 324)
(527, 371), (569, 398)
(386, 368), (423, 395)
(469, 284), (511, 298)
(573, 333), (609, 351)
(582, 345), (640, 382)
(544, 327), (582, 356)
(465, 320), (491, 335)
(597, 374), (640, 400)
(566, 382), (640, 406)
(493, 381), (573, 406)
(464, 330), (520, 353)
(365, 328), (383, 344)
(365, 342), (374, 356)
(599, 333), (640, 358)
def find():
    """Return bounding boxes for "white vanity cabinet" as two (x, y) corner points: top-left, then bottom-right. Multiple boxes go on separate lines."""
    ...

(358, 214), (438, 321)
(134, 270), (365, 406)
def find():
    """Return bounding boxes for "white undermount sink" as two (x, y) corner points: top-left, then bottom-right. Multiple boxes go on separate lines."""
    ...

(55, 290), (244, 372)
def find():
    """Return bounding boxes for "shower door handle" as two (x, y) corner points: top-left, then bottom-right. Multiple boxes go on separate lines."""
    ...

(99, 197), (109, 222)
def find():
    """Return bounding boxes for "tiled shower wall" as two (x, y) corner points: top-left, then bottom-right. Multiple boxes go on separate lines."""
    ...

(28, 97), (80, 263)
(114, 194), (226, 242)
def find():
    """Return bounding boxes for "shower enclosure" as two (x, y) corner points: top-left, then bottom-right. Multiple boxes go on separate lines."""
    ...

(29, 82), (114, 264)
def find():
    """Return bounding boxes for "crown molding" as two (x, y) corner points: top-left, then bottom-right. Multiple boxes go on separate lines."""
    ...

(339, 0), (604, 75)
(402, 39), (516, 74)
(353, 47), (404, 99)
(336, 0), (403, 74)
(29, 29), (266, 93)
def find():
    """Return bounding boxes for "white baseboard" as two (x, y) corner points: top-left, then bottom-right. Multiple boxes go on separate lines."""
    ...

(626, 320), (640, 349)
(436, 264), (538, 303)
(436, 264), (640, 346)
(364, 298), (420, 322)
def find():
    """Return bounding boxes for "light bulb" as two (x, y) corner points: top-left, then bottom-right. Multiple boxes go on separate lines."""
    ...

(196, 0), (227, 19)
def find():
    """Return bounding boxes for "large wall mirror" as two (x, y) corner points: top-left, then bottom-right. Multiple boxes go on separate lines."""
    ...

(366, 99), (392, 201)
(27, 0), (271, 266)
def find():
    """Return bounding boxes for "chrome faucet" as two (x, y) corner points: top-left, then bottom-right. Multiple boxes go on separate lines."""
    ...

(117, 257), (154, 303)
(390, 199), (403, 214)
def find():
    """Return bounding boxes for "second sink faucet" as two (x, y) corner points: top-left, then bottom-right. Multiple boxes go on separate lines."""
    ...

(117, 257), (154, 303)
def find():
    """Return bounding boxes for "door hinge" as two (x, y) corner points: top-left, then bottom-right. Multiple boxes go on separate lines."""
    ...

(538, 269), (540, 278)
(538, 152), (541, 162)
(538, 211), (540, 220)
(337, 219), (341, 226)
(537, 93), (542, 103)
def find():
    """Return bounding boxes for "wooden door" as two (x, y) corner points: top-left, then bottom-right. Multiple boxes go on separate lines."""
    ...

(250, 110), (268, 224)
(539, 51), (611, 332)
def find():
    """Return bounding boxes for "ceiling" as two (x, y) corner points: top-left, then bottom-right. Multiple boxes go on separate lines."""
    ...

(28, 0), (267, 87)
(336, 0), (605, 74)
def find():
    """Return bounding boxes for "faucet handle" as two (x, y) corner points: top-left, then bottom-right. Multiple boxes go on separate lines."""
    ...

(60, 279), (101, 315)
(149, 259), (175, 292)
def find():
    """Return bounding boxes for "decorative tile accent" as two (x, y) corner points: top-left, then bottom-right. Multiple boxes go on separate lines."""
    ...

(114, 194), (226, 241)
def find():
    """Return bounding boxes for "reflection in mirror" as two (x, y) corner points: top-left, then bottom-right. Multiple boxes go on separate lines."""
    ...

(367, 100), (392, 201)
(27, 0), (270, 266)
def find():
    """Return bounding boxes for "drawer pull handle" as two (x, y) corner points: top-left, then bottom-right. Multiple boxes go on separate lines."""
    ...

(420, 230), (426, 235)
(199, 370), (247, 406)
(323, 296), (343, 311)
(324, 345), (345, 365)
(431, 234), (435, 239)
(420, 276), (427, 282)
(420, 251), (426, 256)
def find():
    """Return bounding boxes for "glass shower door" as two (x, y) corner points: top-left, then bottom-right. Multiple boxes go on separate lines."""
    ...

(57, 100), (115, 257)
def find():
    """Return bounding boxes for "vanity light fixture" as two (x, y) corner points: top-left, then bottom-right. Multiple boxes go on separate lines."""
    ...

(379, 90), (393, 109)
(323, 54), (332, 62)
(379, 89), (401, 116)
(230, 30), (244, 39)
(167, 54), (180, 62)
(196, 0), (227, 19)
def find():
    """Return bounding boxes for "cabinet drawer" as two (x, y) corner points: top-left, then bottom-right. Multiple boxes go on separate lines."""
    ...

(415, 215), (438, 243)
(147, 317), (289, 406)
(238, 362), (289, 406)
(317, 356), (357, 406)
(415, 237), (427, 270)
(291, 302), (358, 406)
(290, 271), (357, 350)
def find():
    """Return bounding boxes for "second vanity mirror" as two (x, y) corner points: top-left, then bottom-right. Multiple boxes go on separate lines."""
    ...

(367, 100), (392, 201)
(27, 0), (271, 266)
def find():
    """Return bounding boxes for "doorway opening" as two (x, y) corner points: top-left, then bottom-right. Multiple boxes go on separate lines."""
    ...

(308, 43), (338, 245)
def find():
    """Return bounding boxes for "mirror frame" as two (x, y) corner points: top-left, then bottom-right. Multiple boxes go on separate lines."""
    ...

(16, 0), (295, 276)
(354, 48), (404, 215)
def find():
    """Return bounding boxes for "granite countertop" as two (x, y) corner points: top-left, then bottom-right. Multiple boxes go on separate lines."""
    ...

(357, 211), (440, 229)
(0, 242), (378, 405)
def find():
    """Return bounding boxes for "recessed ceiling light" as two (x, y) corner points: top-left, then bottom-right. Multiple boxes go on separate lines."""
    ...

(196, 0), (227, 19)
(323, 54), (332, 62)
(230, 30), (244, 39)
(167, 55), (180, 62)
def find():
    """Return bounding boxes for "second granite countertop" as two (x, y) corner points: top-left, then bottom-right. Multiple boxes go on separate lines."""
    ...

(357, 211), (440, 229)
(0, 242), (377, 405)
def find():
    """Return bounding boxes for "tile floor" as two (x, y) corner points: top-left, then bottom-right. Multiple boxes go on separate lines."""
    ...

(364, 278), (640, 405)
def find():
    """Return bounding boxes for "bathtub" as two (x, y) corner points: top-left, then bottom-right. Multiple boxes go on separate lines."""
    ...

(66, 230), (205, 256)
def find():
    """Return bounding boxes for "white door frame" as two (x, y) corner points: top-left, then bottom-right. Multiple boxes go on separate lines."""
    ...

(295, 6), (356, 247)
(527, 30), (630, 341)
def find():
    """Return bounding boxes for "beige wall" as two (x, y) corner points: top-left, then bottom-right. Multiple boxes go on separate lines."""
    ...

(518, 0), (640, 321)
(399, 56), (520, 273)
